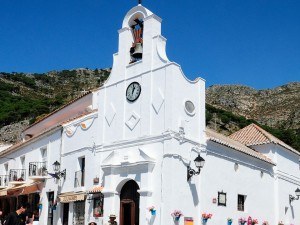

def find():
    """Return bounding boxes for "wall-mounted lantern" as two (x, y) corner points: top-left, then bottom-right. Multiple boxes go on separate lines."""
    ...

(49, 161), (66, 180)
(187, 154), (205, 181)
(289, 188), (300, 203)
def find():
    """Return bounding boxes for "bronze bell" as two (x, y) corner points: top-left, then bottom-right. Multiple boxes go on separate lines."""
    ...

(132, 42), (143, 59)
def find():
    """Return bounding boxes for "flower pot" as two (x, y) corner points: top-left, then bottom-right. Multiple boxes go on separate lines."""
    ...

(175, 216), (180, 221)
(228, 221), (232, 225)
(202, 218), (208, 224)
(151, 210), (156, 216)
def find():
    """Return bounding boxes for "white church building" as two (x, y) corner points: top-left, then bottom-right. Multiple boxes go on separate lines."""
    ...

(0, 4), (299, 225)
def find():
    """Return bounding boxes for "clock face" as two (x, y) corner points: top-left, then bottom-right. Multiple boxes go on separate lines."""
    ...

(126, 82), (141, 102)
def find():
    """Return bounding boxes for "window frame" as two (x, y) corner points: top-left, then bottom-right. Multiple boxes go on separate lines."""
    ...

(237, 194), (246, 211)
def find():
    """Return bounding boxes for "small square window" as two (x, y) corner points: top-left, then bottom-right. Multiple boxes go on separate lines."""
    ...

(237, 194), (246, 211)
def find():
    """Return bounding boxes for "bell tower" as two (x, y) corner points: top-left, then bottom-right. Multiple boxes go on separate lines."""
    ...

(105, 4), (168, 85)
(99, 4), (205, 144)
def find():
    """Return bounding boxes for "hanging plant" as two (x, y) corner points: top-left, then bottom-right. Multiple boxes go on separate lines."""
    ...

(147, 206), (156, 215)
(171, 210), (183, 221)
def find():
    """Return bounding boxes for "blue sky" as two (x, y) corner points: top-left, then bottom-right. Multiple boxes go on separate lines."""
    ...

(0, 0), (299, 89)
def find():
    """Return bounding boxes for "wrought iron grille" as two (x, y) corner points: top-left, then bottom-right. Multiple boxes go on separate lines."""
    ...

(9, 169), (26, 182)
(73, 201), (85, 225)
(29, 162), (47, 176)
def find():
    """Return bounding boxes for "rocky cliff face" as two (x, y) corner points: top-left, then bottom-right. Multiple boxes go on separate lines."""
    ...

(0, 120), (29, 144)
(206, 82), (300, 130)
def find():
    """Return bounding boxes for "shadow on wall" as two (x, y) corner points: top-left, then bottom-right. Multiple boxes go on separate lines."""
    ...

(163, 154), (199, 206)
(188, 182), (199, 206)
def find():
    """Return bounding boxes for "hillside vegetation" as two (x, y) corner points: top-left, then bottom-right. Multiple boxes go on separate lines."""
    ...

(206, 104), (300, 150)
(0, 69), (110, 127)
(0, 69), (298, 151)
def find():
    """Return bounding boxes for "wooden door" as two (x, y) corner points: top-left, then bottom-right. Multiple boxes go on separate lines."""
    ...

(120, 200), (135, 225)
(120, 180), (140, 225)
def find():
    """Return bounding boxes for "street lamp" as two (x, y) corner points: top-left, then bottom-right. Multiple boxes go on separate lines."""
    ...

(50, 161), (66, 179)
(289, 187), (300, 204)
(187, 154), (205, 181)
(53, 161), (60, 172)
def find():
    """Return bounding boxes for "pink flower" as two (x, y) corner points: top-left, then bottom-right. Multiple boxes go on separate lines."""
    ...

(202, 213), (213, 219)
(171, 210), (183, 218)
(147, 206), (155, 212)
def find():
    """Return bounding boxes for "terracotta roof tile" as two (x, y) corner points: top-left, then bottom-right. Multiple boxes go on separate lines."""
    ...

(61, 109), (98, 125)
(24, 90), (93, 131)
(206, 128), (275, 165)
(229, 124), (299, 155)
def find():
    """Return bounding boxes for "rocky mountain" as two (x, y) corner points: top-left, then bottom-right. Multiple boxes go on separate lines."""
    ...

(205, 82), (300, 150)
(0, 69), (298, 150)
(206, 82), (300, 130)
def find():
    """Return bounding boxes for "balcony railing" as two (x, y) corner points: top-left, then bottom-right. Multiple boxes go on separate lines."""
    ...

(9, 169), (26, 182)
(29, 162), (47, 177)
(74, 170), (85, 188)
(0, 175), (9, 187)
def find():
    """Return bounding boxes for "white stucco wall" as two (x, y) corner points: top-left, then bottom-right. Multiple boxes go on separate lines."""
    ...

(202, 141), (275, 225)
(0, 129), (62, 224)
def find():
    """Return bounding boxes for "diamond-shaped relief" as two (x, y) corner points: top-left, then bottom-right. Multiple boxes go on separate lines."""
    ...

(125, 111), (140, 130)
(105, 103), (116, 127)
(152, 88), (164, 114)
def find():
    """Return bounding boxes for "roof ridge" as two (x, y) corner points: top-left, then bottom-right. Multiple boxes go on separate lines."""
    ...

(206, 128), (275, 165)
(230, 123), (299, 155)
(250, 123), (274, 142)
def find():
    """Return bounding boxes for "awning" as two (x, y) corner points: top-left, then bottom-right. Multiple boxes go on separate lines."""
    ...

(87, 186), (103, 194)
(58, 192), (86, 203)
(0, 181), (42, 197)
(9, 181), (42, 195)
(0, 189), (8, 197)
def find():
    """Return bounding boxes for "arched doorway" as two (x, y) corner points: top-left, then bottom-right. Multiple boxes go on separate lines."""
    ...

(120, 180), (140, 225)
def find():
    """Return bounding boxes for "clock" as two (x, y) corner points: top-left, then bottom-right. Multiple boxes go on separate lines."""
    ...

(126, 82), (141, 102)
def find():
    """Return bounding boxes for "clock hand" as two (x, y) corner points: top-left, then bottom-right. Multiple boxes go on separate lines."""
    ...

(132, 86), (135, 94)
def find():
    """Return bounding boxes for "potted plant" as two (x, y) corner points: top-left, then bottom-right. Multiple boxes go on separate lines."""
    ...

(238, 217), (247, 225)
(227, 218), (233, 225)
(278, 222), (284, 225)
(171, 210), (183, 221)
(252, 219), (258, 225)
(201, 213), (212, 224)
(262, 221), (269, 225)
(147, 206), (156, 215)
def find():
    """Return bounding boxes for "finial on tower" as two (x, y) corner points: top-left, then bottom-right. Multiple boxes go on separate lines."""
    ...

(138, 0), (142, 5)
